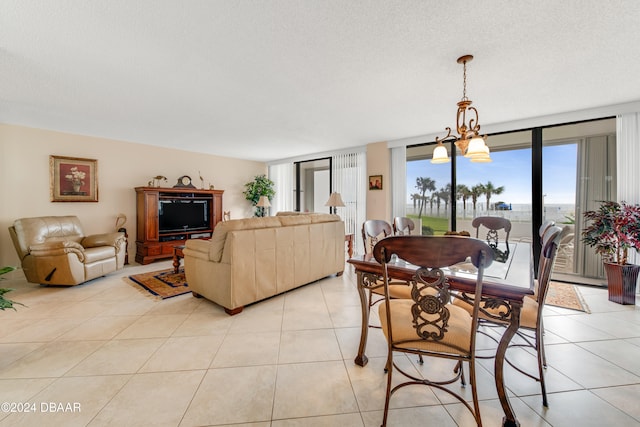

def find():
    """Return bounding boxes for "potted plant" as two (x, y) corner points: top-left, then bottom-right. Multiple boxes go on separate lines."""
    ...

(243, 174), (275, 217)
(1, 266), (24, 311)
(582, 200), (640, 304)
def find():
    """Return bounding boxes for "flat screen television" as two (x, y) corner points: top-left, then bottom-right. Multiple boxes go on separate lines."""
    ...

(159, 200), (210, 233)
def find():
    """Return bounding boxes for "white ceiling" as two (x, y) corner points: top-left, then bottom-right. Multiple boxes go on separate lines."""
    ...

(2, 1), (639, 162)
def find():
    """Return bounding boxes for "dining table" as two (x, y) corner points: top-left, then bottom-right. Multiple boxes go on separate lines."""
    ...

(347, 240), (533, 427)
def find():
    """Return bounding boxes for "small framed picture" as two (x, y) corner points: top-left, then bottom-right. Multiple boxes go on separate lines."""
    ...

(50, 155), (98, 202)
(369, 175), (383, 190)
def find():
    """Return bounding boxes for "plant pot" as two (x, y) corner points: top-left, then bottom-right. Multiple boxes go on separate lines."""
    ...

(604, 262), (640, 305)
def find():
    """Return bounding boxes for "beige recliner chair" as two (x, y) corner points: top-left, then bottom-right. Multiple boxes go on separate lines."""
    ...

(8, 216), (126, 286)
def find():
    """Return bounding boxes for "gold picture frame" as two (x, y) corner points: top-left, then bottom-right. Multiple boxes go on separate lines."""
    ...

(369, 175), (383, 190)
(50, 155), (98, 202)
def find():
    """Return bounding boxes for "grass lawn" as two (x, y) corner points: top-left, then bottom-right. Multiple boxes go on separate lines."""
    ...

(407, 214), (449, 235)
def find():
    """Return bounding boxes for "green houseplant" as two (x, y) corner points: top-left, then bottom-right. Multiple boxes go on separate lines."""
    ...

(1, 266), (24, 311)
(243, 174), (275, 217)
(582, 200), (640, 304)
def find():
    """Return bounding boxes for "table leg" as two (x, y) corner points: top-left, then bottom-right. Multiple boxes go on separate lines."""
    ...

(173, 247), (183, 274)
(354, 270), (370, 367)
(496, 300), (523, 427)
(346, 234), (354, 258)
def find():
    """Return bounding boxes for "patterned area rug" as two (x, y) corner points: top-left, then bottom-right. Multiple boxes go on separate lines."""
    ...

(127, 269), (189, 299)
(546, 281), (590, 313)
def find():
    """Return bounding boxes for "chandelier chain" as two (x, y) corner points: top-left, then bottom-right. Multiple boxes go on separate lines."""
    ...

(462, 60), (468, 101)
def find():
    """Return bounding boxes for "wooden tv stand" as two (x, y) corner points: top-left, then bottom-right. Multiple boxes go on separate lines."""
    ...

(134, 187), (224, 265)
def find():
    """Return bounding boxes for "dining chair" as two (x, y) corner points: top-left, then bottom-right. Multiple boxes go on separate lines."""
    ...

(456, 225), (563, 407)
(472, 216), (511, 261)
(373, 235), (494, 427)
(361, 219), (393, 254)
(539, 220), (555, 241)
(392, 216), (415, 236)
(361, 220), (412, 326)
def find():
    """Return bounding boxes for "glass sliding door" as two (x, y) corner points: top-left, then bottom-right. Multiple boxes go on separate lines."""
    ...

(406, 144), (452, 235)
(406, 130), (532, 241)
(543, 118), (616, 284)
(294, 158), (331, 213)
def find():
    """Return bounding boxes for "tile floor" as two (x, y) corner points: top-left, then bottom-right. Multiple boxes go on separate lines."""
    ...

(2, 261), (640, 426)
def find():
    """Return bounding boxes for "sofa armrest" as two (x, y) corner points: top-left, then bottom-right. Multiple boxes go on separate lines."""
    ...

(82, 232), (125, 249)
(29, 241), (86, 261)
(184, 239), (214, 261)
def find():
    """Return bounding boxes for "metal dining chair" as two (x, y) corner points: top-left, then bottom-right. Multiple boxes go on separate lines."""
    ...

(472, 216), (511, 262)
(360, 220), (413, 328)
(455, 225), (563, 407)
(392, 216), (415, 236)
(374, 235), (494, 426)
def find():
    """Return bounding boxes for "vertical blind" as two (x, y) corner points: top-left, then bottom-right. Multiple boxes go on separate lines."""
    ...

(332, 151), (367, 255)
(391, 145), (407, 220)
(617, 113), (640, 266)
(268, 162), (294, 214)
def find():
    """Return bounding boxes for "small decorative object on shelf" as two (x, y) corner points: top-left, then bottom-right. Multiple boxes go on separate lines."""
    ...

(199, 171), (205, 189)
(148, 175), (167, 187)
(173, 175), (196, 188)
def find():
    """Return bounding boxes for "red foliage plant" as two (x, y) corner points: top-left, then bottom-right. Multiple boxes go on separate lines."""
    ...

(582, 201), (640, 265)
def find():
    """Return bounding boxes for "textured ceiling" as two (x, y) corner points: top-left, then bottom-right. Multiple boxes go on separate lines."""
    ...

(2, 1), (639, 162)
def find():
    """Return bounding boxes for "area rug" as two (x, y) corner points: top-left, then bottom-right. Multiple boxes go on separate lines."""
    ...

(127, 269), (189, 299)
(545, 281), (590, 313)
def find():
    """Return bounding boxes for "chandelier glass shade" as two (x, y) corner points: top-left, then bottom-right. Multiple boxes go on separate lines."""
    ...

(431, 55), (491, 164)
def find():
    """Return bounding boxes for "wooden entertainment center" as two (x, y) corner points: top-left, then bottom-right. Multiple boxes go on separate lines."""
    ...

(135, 186), (224, 265)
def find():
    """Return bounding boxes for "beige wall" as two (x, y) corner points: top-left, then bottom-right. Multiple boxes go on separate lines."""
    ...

(0, 124), (266, 267)
(366, 141), (391, 222)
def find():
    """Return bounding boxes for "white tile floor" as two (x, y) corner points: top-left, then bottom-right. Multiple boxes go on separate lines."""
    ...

(1, 260), (640, 426)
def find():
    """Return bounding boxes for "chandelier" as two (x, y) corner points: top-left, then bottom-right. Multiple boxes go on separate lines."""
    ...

(431, 54), (491, 164)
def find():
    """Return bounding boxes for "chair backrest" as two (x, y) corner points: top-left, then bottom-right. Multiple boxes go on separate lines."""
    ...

(535, 225), (563, 304)
(362, 219), (392, 254)
(393, 216), (415, 236)
(538, 220), (555, 241)
(373, 235), (494, 351)
(10, 216), (85, 258)
(472, 216), (511, 250)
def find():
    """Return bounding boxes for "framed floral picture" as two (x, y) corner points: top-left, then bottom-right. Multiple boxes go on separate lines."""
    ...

(50, 155), (98, 202)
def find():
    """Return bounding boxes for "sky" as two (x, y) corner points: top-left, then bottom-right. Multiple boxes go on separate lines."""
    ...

(406, 144), (578, 206)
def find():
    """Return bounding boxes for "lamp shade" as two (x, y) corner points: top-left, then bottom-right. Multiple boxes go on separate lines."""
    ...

(464, 135), (488, 158)
(325, 192), (345, 207)
(469, 145), (492, 163)
(256, 196), (271, 207)
(431, 144), (451, 164)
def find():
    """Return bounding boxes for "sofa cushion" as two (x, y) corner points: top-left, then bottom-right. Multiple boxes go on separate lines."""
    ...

(13, 216), (84, 255)
(277, 215), (312, 226)
(209, 216), (281, 262)
(310, 213), (340, 223)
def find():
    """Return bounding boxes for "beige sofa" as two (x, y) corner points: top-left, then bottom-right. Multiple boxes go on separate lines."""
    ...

(9, 216), (126, 286)
(183, 212), (345, 314)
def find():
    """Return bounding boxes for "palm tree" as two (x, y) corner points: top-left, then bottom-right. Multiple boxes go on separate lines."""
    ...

(410, 193), (421, 211)
(439, 184), (451, 214)
(471, 184), (484, 212)
(456, 184), (472, 213)
(415, 177), (436, 218)
(483, 181), (505, 211)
